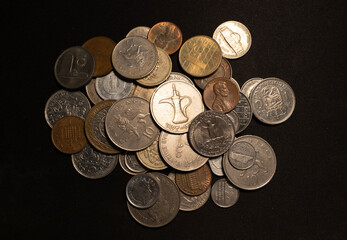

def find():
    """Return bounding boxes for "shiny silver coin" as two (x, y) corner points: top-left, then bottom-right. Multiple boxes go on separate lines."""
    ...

(241, 77), (263, 99)
(208, 156), (224, 176)
(225, 110), (240, 133)
(228, 140), (256, 170)
(95, 71), (133, 100)
(123, 151), (147, 173)
(85, 78), (103, 104)
(232, 92), (252, 134)
(211, 178), (239, 208)
(126, 26), (150, 38)
(119, 152), (146, 175)
(166, 72), (194, 85)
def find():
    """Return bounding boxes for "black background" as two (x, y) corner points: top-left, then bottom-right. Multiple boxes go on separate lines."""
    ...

(2, 0), (346, 239)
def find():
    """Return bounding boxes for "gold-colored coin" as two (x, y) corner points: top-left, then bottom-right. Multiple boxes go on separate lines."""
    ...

(131, 84), (157, 101)
(179, 35), (222, 77)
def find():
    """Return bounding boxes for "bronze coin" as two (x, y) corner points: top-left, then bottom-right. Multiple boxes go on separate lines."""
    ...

(175, 164), (212, 196)
(51, 116), (87, 154)
(82, 36), (116, 77)
(148, 22), (183, 55)
(203, 77), (240, 113)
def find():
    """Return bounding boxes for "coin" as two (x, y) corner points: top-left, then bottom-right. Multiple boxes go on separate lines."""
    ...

(232, 92), (252, 134)
(166, 72), (194, 85)
(82, 36), (116, 77)
(179, 35), (222, 77)
(127, 172), (180, 228)
(228, 140), (256, 170)
(208, 156), (224, 176)
(44, 89), (91, 128)
(211, 178), (239, 208)
(85, 78), (103, 105)
(119, 152), (146, 175)
(105, 96), (160, 151)
(175, 164), (212, 196)
(150, 80), (204, 133)
(189, 110), (235, 157)
(131, 84), (156, 101)
(126, 26), (150, 38)
(213, 21), (252, 59)
(203, 77), (240, 113)
(223, 135), (276, 190)
(241, 77), (263, 99)
(71, 144), (118, 179)
(112, 37), (158, 79)
(225, 111), (240, 133)
(51, 116), (87, 154)
(123, 151), (147, 173)
(148, 22), (183, 55)
(250, 77), (295, 124)
(95, 71), (133, 100)
(54, 46), (95, 89)
(159, 132), (208, 171)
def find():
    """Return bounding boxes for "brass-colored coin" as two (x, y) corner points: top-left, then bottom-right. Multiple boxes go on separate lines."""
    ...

(148, 22), (183, 55)
(51, 116), (87, 154)
(203, 77), (240, 113)
(85, 100), (121, 154)
(175, 164), (212, 196)
(131, 84), (156, 101)
(82, 36), (116, 77)
(179, 35), (222, 77)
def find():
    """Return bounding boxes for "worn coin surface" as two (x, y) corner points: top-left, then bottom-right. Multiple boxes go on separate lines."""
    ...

(95, 71), (133, 100)
(166, 72), (194, 85)
(127, 172), (180, 228)
(131, 84), (156, 101)
(179, 35), (222, 77)
(85, 78), (103, 104)
(123, 151), (147, 173)
(232, 92), (252, 134)
(208, 156), (224, 176)
(225, 111), (240, 134)
(71, 143), (118, 179)
(211, 178), (239, 208)
(112, 37), (158, 79)
(250, 77), (295, 124)
(213, 21), (252, 59)
(228, 140), (256, 170)
(54, 46), (95, 89)
(105, 96), (160, 151)
(241, 77), (263, 99)
(189, 110), (235, 157)
(119, 152), (147, 175)
(126, 26), (150, 38)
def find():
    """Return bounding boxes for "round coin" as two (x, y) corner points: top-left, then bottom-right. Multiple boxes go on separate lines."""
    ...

(241, 77), (264, 99)
(225, 110), (240, 134)
(208, 156), (224, 176)
(95, 71), (133, 100)
(228, 141), (256, 170)
(166, 72), (194, 85)
(123, 151), (147, 173)
(85, 78), (103, 105)
(131, 84), (157, 102)
(126, 26), (150, 38)
(211, 178), (239, 208)
(119, 152), (147, 175)
(232, 92), (252, 134)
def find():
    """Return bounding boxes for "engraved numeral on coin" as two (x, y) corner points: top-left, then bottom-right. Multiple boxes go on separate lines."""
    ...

(143, 127), (155, 139)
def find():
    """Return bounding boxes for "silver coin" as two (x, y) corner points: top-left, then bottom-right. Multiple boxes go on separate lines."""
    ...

(119, 152), (145, 175)
(126, 174), (160, 209)
(166, 72), (194, 85)
(85, 78), (103, 104)
(211, 178), (239, 208)
(223, 135), (276, 190)
(126, 26), (150, 38)
(127, 172), (180, 228)
(123, 151), (147, 173)
(95, 71), (133, 100)
(225, 110), (240, 133)
(232, 92), (252, 134)
(228, 140), (256, 170)
(208, 156), (224, 176)
(54, 46), (95, 89)
(44, 89), (91, 128)
(71, 144), (118, 179)
(112, 37), (158, 79)
(250, 77), (295, 124)
(241, 77), (263, 99)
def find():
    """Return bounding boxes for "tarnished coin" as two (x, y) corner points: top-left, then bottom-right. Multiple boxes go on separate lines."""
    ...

(44, 89), (91, 128)
(112, 37), (158, 79)
(126, 26), (150, 38)
(208, 156), (224, 176)
(131, 84), (156, 101)
(225, 111), (240, 134)
(179, 35), (222, 77)
(85, 100), (120, 154)
(228, 140), (256, 170)
(241, 77), (264, 99)
(126, 174), (160, 209)
(189, 110), (235, 157)
(82, 36), (116, 77)
(119, 152), (147, 175)
(54, 46), (95, 89)
(166, 72), (194, 85)
(95, 71), (133, 100)
(71, 144), (118, 179)
(123, 151), (147, 173)
(175, 164), (212, 196)
(148, 22), (183, 55)
(105, 96), (160, 151)
(85, 78), (103, 105)
(213, 21), (252, 59)
(136, 47), (172, 87)
(51, 116), (87, 154)
(223, 135), (276, 190)
(203, 77), (240, 113)
(127, 172), (180, 228)
(232, 92), (252, 134)
(159, 132), (208, 172)
(250, 77), (295, 124)
(150, 80), (204, 133)
(211, 178), (239, 208)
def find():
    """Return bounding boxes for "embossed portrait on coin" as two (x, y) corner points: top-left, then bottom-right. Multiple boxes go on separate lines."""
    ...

(212, 81), (230, 112)
(153, 25), (178, 50)
(261, 85), (287, 118)
(120, 39), (147, 67)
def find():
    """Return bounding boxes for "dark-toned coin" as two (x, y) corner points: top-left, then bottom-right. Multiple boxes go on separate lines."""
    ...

(51, 116), (87, 154)
(232, 92), (252, 134)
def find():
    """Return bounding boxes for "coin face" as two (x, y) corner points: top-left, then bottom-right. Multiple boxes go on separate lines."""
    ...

(213, 21), (252, 59)
(105, 96), (160, 151)
(232, 92), (252, 134)
(123, 151), (147, 173)
(54, 46), (95, 89)
(119, 152), (147, 175)
(241, 77), (263, 99)
(85, 78), (103, 105)
(82, 36), (116, 77)
(148, 22), (183, 55)
(150, 80), (204, 133)
(211, 178), (239, 208)
(189, 110), (235, 157)
(112, 37), (158, 79)
(208, 156), (224, 176)
(126, 26), (150, 38)
(228, 141), (256, 170)
(250, 78), (295, 124)
(95, 71), (133, 100)
(179, 35), (222, 77)
(51, 116), (87, 154)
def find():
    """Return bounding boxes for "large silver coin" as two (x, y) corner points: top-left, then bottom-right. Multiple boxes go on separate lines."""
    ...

(54, 46), (95, 89)
(127, 172), (180, 228)
(71, 144), (118, 179)
(228, 140), (256, 170)
(112, 37), (158, 79)
(232, 92), (252, 134)
(85, 78), (103, 105)
(119, 152), (146, 175)
(250, 77), (295, 124)
(241, 77), (263, 99)
(126, 26), (150, 38)
(44, 89), (91, 128)
(223, 135), (276, 190)
(208, 156), (224, 176)
(123, 151), (147, 173)
(95, 71), (133, 100)
(211, 178), (239, 208)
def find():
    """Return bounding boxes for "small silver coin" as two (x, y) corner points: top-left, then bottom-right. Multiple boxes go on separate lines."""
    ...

(241, 77), (263, 99)
(126, 26), (150, 38)
(232, 92), (252, 134)
(225, 111), (240, 134)
(228, 141), (256, 170)
(208, 156), (224, 176)
(95, 71), (133, 100)
(85, 78), (103, 104)
(211, 178), (239, 208)
(123, 151), (147, 173)
(119, 153), (145, 175)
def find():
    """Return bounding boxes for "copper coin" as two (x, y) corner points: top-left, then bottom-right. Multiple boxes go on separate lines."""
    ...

(203, 77), (240, 113)
(148, 22), (183, 55)
(175, 164), (212, 196)
(51, 116), (87, 154)
(82, 36), (116, 77)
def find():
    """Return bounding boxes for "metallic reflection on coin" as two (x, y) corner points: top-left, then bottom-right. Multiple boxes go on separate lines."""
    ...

(166, 72), (194, 85)
(211, 178), (239, 208)
(126, 26), (150, 38)
(241, 77), (263, 99)
(208, 156), (224, 176)
(232, 92), (252, 134)
(226, 111), (240, 134)
(228, 141), (256, 170)
(123, 151), (147, 173)
(95, 71), (133, 100)
(85, 78), (103, 105)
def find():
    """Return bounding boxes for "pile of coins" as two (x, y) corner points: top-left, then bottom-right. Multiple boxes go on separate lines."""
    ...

(45, 21), (295, 227)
